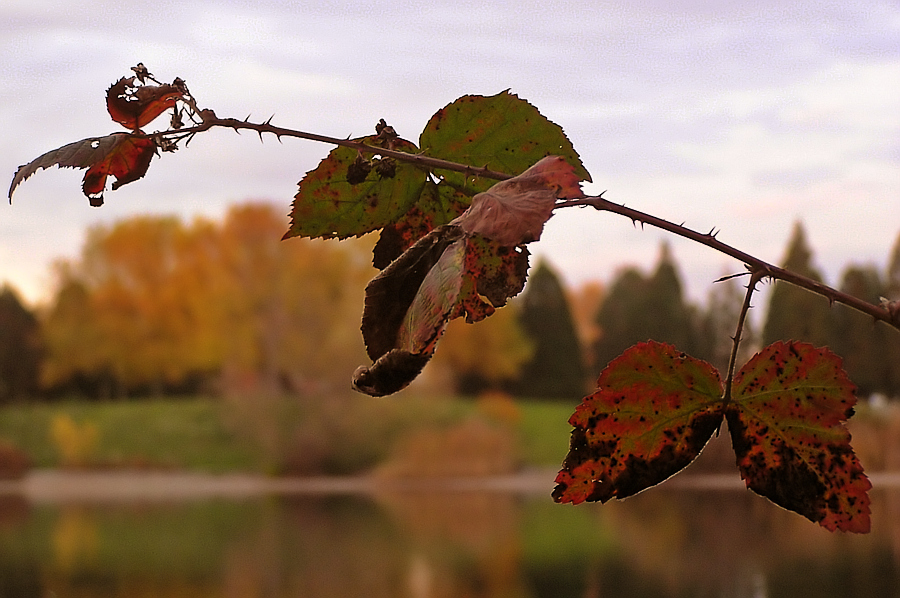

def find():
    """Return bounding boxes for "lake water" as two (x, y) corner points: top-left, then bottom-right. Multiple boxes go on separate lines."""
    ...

(1, 472), (899, 598)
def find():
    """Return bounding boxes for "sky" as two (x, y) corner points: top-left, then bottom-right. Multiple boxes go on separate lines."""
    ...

(1, 0), (898, 309)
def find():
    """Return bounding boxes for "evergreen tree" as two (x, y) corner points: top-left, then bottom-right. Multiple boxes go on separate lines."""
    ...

(762, 222), (832, 347)
(512, 260), (586, 399)
(643, 244), (699, 355)
(592, 244), (698, 374)
(829, 265), (890, 398)
(883, 232), (900, 397)
(0, 284), (42, 401)
(592, 267), (648, 372)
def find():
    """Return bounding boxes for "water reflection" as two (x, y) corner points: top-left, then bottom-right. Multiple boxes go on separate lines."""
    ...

(1, 483), (898, 597)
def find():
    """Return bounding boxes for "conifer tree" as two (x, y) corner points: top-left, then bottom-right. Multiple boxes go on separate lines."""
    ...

(592, 244), (698, 374)
(643, 243), (699, 355)
(762, 222), (832, 347)
(592, 267), (647, 371)
(512, 260), (586, 398)
(829, 265), (890, 398)
(0, 285), (42, 401)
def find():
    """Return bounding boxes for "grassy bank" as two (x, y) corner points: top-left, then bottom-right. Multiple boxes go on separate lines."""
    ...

(0, 398), (261, 472)
(2, 395), (897, 477)
(0, 395), (577, 475)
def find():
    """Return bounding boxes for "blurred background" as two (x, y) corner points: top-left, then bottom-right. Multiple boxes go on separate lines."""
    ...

(2, 1), (900, 596)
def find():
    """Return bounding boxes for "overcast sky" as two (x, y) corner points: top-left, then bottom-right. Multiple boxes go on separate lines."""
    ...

(1, 0), (898, 308)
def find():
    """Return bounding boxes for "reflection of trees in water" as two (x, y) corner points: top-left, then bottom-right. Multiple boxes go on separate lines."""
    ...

(266, 497), (410, 597)
(598, 487), (900, 597)
(376, 490), (527, 597)
(2, 488), (900, 597)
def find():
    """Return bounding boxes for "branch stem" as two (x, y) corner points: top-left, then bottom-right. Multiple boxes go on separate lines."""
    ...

(559, 195), (899, 332)
(164, 114), (898, 333)
(163, 116), (513, 182)
(722, 269), (764, 406)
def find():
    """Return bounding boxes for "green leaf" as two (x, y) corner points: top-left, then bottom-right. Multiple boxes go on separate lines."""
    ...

(726, 341), (871, 533)
(553, 341), (723, 505)
(420, 91), (591, 195)
(285, 136), (427, 240)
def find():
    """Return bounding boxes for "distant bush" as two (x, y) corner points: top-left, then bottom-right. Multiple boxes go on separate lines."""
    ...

(375, 417), (519, 478)
(49, 414), (99, 468)
(0, 438), (31, 479)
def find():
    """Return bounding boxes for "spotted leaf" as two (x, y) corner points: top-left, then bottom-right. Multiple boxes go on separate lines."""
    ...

(451, 234), (529, 323)
(372, 182), (471, 269)
(285, 136), (426, 241)
(726, 341), (871, 533)
(553, 341), (724, 504)
(420, 91), (591, 195)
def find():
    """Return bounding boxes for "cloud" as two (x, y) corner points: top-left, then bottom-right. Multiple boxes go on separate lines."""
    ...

(1, 0), (898, 305)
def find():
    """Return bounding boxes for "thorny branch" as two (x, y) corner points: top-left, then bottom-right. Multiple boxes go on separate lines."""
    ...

(722, 269), (766, 406)
(556, 195), (900, 333)
(156, 107), (900, 334)
(160, 114), (514, 183)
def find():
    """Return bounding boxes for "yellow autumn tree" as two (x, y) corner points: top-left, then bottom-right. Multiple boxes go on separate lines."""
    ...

(430, 304), (534, 395)
(41, 202), (376, 396)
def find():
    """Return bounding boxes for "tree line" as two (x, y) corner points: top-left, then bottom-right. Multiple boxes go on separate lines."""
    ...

(1, 205), (898, 402)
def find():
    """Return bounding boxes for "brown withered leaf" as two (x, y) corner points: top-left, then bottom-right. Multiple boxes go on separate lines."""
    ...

(353, 235), (466, 397)
(106, 76), (184, 130)
(360, 225), (467, 363)
(352, 351), (433, 398)
(353, 156), (578, 397)
(451, 155), (585, 246)
(9, 133), (157, 206)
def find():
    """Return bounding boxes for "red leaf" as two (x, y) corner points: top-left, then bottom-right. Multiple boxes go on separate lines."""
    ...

(726, 341), (871, 533)
(553, 342), (724, 504)
(82, 135), (158, 206)
(451, 235), (529, 323)
(106, 77), (184, 130)
(452, 156), (585, 246)
(8, 133), (157, 206)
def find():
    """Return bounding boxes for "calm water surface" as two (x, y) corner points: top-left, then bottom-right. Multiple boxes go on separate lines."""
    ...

(1, 475), (898, 598)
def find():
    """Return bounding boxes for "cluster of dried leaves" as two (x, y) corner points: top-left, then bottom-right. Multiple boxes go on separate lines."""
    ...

(9, 64), (192, 206)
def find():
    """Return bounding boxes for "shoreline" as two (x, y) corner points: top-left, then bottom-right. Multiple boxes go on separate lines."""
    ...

(3, 469), (900, 504)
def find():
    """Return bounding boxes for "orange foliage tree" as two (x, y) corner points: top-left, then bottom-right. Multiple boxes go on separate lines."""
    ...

(41, 203), (375, 396)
